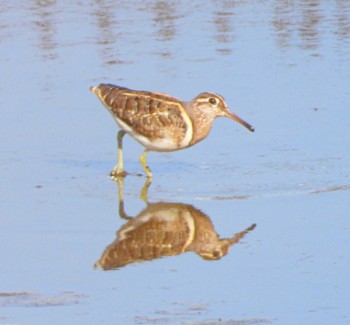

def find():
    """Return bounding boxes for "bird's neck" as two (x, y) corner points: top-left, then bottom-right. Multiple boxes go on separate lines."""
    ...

(185, 103), (215, 146)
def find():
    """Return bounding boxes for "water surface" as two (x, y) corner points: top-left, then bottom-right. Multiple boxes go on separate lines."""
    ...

(1, 1), (349, 324)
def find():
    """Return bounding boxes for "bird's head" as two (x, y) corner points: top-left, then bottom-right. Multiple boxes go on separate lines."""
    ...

(192, 92), (254, 132)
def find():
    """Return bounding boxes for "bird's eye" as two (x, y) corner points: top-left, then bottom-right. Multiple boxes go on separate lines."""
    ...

(209, 98), (217, 105)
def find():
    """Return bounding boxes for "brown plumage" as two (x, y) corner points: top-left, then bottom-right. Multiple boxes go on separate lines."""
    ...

(94, 201), (256, 270)
(91, 84), (254, 178)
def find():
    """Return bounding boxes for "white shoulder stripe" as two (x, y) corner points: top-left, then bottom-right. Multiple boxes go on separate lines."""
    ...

(179, 108), (193, 148)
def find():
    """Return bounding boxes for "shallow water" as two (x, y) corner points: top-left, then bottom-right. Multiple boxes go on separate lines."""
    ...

(1, 1), (350, 324)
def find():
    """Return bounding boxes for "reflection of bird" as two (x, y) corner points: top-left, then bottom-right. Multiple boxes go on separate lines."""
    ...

(90, 84), (254, 178)
(95, 201), (256, 270)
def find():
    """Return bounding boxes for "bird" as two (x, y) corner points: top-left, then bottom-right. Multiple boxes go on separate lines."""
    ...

(95, 198), (256, 270)
(90, 84), (254, 178)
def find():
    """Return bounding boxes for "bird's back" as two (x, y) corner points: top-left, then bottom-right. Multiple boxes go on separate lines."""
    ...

(91, 84), (194, 151)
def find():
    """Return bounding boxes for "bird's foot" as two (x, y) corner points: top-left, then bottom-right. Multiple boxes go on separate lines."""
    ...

(110, 168), (127, 180)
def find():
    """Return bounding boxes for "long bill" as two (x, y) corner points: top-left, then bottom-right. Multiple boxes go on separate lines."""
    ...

(227, 111), (254, 132)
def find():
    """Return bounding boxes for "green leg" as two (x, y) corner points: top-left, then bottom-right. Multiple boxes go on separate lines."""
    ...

(116, 177), (132, 220)
(139, 149), (152, 178)
(140, 177), (152, 203)
(110, 130), (127, 179)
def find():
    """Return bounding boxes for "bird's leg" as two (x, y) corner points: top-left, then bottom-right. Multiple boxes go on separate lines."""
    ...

(116, 177), (132, 220)
(115, 177), (133, 220)
(139, 149), (152, 178)
(140, 177), (152, 203)
(110, 130), (127, 179)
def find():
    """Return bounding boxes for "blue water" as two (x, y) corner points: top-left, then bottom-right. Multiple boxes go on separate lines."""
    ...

(1, 1), (349, 324)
